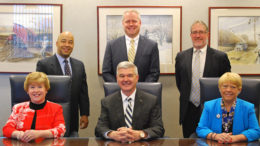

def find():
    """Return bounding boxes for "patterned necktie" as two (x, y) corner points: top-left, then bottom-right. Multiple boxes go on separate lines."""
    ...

(128, 39), (135, 63)
(125, 97), (133, 128)
(64, 59), (71, 76)
(190, 50), (201, 107)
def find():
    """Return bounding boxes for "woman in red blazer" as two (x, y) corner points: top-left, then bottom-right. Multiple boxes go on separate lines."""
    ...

(3, 72), (65, 142)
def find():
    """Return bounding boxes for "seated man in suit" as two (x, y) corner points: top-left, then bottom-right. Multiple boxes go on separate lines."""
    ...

(95, 61), (164, 143)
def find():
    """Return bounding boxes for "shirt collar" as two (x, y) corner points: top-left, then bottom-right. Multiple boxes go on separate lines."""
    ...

(56, 53), (71, 64)
(121, 89), (137, 102)
(193, 45), (207, 54)
(125, 34), (139, 42)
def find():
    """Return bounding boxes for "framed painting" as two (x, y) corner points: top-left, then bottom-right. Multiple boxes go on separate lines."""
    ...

(97, 6), (182, 75)
(209, 7), (260, 75)
(0, 3), (62, 73)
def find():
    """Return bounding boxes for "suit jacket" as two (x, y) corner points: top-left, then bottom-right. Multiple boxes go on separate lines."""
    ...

(95, 89), (164, 139)
(36, 54), (90, 133)
(196, 98), (260, 142)
(102, 35), (160, 82)
(175, 46), (231, 124)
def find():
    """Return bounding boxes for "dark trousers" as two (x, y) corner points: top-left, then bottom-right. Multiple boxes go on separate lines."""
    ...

(182, 102), (201, 138)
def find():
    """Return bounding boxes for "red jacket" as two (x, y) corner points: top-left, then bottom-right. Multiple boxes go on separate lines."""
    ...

(3, 101), (66, 138)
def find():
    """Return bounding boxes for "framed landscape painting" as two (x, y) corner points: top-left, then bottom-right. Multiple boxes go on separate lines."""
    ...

(209, 7), (260, 75)
(0, 3), (62, 73)
(97, 6), (182, 74)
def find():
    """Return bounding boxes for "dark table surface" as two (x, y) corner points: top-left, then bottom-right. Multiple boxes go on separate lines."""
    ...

(1, 137), (259, 146)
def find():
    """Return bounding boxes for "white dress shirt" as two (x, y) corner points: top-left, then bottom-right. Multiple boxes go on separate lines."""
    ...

(192, 45), (207, 77)
(121, 89), (136, 115)
(125, 35), (139, 55)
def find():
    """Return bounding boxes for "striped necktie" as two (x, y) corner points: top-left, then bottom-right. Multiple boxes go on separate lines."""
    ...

(190, 50), (201, 107)
(128, 39), (135, 63)
(125, 97), (133, 128)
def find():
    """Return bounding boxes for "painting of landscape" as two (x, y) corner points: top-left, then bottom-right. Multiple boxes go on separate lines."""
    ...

(0, 4), (61, 72)
(218, 16), (260, 65)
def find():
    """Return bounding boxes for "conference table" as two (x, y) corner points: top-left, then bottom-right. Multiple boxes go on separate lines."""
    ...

(1, 137), (259, 146)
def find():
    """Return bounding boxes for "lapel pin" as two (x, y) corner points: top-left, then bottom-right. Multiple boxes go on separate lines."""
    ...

(216, 114), (220, 119)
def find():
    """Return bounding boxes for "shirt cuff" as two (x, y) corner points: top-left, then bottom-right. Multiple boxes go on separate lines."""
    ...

(104, 130), (112, 139)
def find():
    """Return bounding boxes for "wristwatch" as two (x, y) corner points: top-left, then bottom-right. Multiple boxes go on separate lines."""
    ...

(140, 131), (145, 139)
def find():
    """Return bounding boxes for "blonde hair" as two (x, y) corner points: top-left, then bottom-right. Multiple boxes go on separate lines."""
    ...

(24, 72), (50, 92)
(122, 9), (141, 21)
(218, 72), (242, 89)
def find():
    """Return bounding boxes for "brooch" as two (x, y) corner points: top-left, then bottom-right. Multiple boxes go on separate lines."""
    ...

(216, 114), (220, 118)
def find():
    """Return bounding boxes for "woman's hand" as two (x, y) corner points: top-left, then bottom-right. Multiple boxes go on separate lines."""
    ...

(214, 133), (232, 143)
(19, 129), (53, 143)
(230, 134), (247, 143)
(20, 130), (41, 142)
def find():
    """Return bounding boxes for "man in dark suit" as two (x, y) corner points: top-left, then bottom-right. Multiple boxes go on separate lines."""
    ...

(36, 31), (90, 136)
(95, 61), (164, 143)
(175, 20), (231, 138)
(102, 10), (160, 82)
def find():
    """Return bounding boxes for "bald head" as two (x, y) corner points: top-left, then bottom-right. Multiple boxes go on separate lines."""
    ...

(57, 31), (74, 42)
(56, 31), (74, 58)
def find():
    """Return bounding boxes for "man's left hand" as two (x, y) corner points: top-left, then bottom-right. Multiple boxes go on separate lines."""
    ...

(80, 115), (89, 129)
(126, 128), (146, 142)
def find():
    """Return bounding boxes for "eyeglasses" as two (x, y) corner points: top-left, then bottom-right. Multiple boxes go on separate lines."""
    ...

(191, 31), (207, 35)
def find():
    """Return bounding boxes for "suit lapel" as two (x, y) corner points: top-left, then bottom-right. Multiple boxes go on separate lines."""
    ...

(53, 55), (63, 75)
(132, 90), (143, 128)
(203, 46), (213, 77)
(187, 48), (193, 84)
(134, 36), (144, 64)
(233, 99), (242, 134)
(114, 92), (127, 127)
(215, 99), (222, 133)
(70, 58), (76, 78)
(120, 36), (128, 60)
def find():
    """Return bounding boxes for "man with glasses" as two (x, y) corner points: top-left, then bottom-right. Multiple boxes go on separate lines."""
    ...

(175, 20), (231, 138)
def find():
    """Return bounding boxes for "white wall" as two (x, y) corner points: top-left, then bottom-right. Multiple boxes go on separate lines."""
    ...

(0, 0), (260, 138)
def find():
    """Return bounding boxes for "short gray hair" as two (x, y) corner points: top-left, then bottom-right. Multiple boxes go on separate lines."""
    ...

(116, 61), (138, 75)
(190, 20), (208, 33)
(122, 9), (141, 22)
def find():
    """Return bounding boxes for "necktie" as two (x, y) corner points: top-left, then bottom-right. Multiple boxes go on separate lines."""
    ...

(190, 50), (201, 107)
(64, 59), (71, 76)
(128, 39), (135, 63)
(125, 97), (133, 128)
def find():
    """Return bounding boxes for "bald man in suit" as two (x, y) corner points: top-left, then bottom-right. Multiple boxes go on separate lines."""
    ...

(36, 31), (90, 136)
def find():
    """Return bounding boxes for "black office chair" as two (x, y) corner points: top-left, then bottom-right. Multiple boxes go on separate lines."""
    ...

(103, 82), (162, 108)
(9, 75), (77, 137)
(200, 77), (260, 119)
